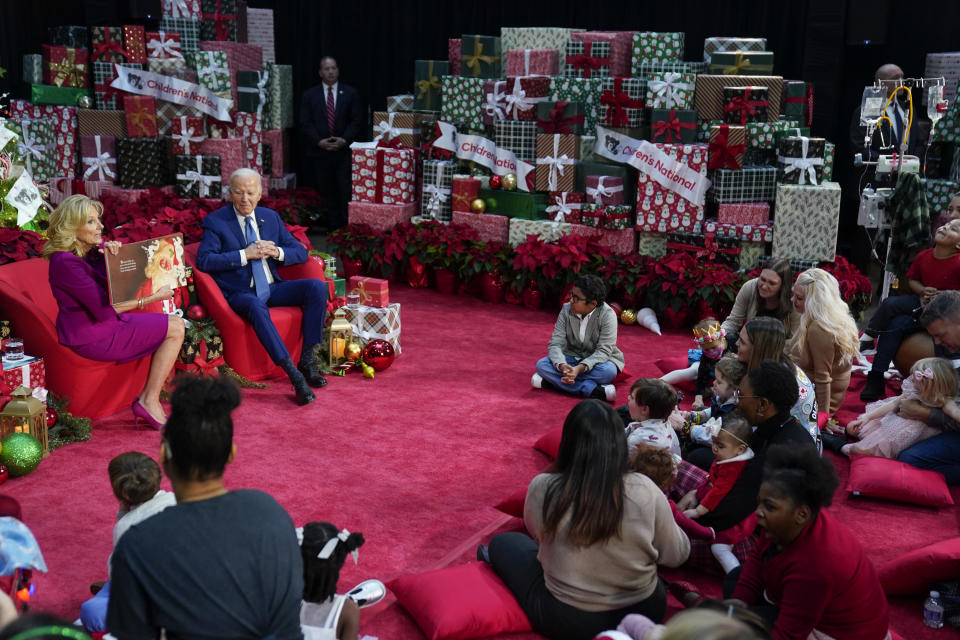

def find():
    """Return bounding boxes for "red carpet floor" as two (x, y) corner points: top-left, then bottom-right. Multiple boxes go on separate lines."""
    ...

(8, 285), (960, 639)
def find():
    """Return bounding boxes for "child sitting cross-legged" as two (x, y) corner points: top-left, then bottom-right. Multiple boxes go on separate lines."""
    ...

(625, 378), (682, 458)
(659, 318), (728, 409)
(676, 414), (754, 574)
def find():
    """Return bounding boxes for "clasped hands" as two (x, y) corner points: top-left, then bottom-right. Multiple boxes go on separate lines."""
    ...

(245, 239), (280, 261)
(318, 136), (346, 152)
(558, 363), (586, 385)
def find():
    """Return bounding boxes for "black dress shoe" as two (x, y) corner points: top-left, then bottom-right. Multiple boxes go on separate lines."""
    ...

(476, 544), (490, 563)
(294, 381), (316, 406)
(298, 362), (328, 388)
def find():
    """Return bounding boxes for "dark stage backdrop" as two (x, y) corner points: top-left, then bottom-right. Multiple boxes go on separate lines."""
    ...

(2, 0), (960, 194)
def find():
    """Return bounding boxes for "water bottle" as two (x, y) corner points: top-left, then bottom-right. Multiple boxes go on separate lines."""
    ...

(924, 590), (945, 629)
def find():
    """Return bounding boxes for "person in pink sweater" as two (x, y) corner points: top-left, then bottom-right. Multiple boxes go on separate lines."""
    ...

(728, 445), (890, 640)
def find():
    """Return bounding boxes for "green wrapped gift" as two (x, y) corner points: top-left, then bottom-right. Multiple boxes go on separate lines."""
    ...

(650, 108), (697, 144)
(745, 121), (785, 149)
(460, 35), (502, 79)
(441, 75), (485, 131)
(479, 187), (547, 220)
(739, 241), (766, 270)
(772, 182), (841, 262)
(266, 63), (293, 129)
(782, 80), (812, 124)
(508, 217), (570, 246)
(581, 203), (634, 229)
(536, 100), (586, 135)
(637, 232), (667, 258)
(933, 98), (960, 143)
(635, 60), (707, 77)
(823, 141), (835, 181)
(708, 51), (775, 75)
(31, 84), (91, 107)
(19, 118), (59, 183)
(414, 60), (447, 112)
(646, 71), (696, 110)
(697, 119), (724, 143)
(923, 179), (959, 212)
(631, 32), (685, 69)
(237, 69), (271, 116)
(777, 136), (826, 185)
(576, 161), (636, 207)
(550, 76), (604, 134)
(333, 277), (346, 297)
(190, 50), (230, 93)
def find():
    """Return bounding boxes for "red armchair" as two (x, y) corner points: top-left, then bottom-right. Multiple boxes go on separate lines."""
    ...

(183, 244), (331, 381)
(0, 258), (151, 419)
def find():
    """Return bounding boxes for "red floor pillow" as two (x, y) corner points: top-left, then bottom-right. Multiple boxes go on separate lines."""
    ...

(494, 486), (527, 518)
(389, 562), (532, 640)
(534, 427), (563, 459)
(846, 455), (955, 508)
(879, 537), (960, 595)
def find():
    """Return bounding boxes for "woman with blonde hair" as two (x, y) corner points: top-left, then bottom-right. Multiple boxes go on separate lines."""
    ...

(43, 195), (184, 428)
(789, 269), (860, 414)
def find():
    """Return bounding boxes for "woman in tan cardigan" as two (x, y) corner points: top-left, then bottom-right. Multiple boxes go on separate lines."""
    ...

(721, 258), (799, 344)
(788, 269), (861, 414)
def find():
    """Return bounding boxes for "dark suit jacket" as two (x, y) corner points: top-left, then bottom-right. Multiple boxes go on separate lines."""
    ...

(196, 205), (307, 299)
(848, 94), (930, 163)
(300, 82), (363, 157)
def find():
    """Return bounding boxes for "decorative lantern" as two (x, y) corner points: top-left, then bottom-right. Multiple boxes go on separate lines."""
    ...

(328, 308), (353, 367)
(0, 386), (48, 457)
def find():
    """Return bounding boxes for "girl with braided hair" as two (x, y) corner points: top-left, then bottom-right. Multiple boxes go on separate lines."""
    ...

(299, 522), (365, 640)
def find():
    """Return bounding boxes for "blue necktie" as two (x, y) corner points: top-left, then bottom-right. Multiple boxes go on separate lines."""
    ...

(893, 105), (904, 147)
(244, 217), (270, 301)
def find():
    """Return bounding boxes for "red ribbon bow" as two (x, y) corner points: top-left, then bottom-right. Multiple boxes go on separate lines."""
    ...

(92, 28), (130, 62)
(537, 100), (585, 134)
(174, 341), (225, 376)
(601, 77), (644, 127)
(565, 42), (609, 78)
(785, 84), (815, 128)
(652, 109), (695, 143)
(202, 0), (237, 40)
(667, 233), (740, 262)
(723, 90), (768, 125)
(707, 125), (746, 170)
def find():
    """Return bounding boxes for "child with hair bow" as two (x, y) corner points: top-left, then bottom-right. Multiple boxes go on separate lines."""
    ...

(843, 357), (960, 458)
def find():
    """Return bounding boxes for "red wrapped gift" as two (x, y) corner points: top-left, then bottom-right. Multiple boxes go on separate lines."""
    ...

(452, 210), (509, 243)
(123, 25), (147, 63)
(99, 184), (176, 203)
(505, 48), (560, 77)
(123, 95), (158, 138)
(171, 115), (206, 155)
(162, 0), (201, 19)
(569, 31), (636, 77)
(708, 124), (746, 170)
(347, 201), (417, 232)
(546, 192), (584, 224)
(207, 118), (235, 138)
(233, 111), (263, 173)
(704, 219), (774, 243)
(635, 143), (708, 233)
(483, 78), (549, 124)
(199, 137), (245, 193)
(91, 26), (130, 63)
(716, 202), (770, 226)
(48, 177), (110, 205)
(448, 38), (461, 77)
(348, 276), (389, 308)
(263, 129), (290, 175)
(80, 135), (118, 183)
(1, 356), (46, 395)
(9, 100), (78, 178)
(146, 30), (184, 60)
(452, 176), (481, 212)
(350, 145), (416, 204)
(567, 224), (637, 256)
(565, 40), (610, 79)
(41, 45), (89, 88)
(585, 175), (624, 205)
(198, 40), (264, 107)
(600, 76), (645, 128)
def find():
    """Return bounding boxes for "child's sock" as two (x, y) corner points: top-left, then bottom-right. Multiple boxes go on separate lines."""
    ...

(711, 543), (740, 574)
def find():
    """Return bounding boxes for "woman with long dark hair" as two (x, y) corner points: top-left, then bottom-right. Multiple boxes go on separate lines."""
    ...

(721, 258), (798, 344)
(481, 400), (690, 640)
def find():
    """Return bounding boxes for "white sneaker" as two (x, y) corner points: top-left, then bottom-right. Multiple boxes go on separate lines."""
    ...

(603, 384), (616, 402)
(531, 373), (543, 389)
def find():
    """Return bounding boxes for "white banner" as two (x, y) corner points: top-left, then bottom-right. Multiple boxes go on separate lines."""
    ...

(110, 65), (233, 121)
(432, 121), (535, 192)
(594, 125), (711, 206)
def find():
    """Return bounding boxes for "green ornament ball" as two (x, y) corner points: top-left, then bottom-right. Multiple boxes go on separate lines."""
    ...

(0, 432), (43, 477)
(484, 197), (498, 211)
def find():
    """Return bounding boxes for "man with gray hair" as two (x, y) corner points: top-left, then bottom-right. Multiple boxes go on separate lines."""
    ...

(896, 291), (960, 482)
(197, 169), (327, 405)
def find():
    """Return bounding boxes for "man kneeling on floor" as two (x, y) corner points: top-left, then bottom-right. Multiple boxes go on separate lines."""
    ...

(532, 274), (624, 402)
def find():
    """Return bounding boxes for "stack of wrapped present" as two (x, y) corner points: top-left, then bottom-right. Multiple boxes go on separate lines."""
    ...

(18, 6), (296, 209)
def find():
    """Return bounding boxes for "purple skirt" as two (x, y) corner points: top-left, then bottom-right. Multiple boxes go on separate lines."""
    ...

(69, 313), (170, 364)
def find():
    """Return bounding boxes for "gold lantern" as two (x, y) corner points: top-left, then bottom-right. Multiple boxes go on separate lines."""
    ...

(0, 386), (48, 457)
(328, 308), (353, 367)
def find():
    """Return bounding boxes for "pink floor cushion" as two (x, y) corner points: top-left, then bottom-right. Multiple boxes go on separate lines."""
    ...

(879, 537), (960, 595)
(534, 427), (563, 458)
(388, 562), (532, 640)
(494, 486), (527, 518)
(846, 455), (955, 508)
(654, 357), (696, 392)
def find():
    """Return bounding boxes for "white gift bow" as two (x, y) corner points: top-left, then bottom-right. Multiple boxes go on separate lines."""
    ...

(317, 528), (359, 565)
(546, 192), (582, 230)
(647, 72), (693, 109)
(81, 135), (117, 180)
(176, 155), (219, 196)
(146, 31), (184, 59)
(535, 135), (575, 191)
(586, 176), (623, 203)
(777, 136), (823, 186)
(424, 162), (450, 218)
(373, 112), (415, 143)
(164, 0), (193, 18)
(172, 116), (204, 155)
(17, 122), (50, 178)
(482, 80), (507, 121)
(237, 69), (270, 117)
(504, 76), (545, 118)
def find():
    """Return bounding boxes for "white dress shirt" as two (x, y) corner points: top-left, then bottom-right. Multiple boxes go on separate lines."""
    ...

(324, 82), (338, 110)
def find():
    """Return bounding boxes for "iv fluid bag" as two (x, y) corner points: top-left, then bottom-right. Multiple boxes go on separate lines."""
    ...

(860, 86), (888, 127)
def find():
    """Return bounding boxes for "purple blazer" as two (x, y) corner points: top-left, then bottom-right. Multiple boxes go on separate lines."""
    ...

(48, 251), (121, 348)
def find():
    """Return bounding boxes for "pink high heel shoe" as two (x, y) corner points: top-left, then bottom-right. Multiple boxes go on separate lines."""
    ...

(132, 399), (165, 430)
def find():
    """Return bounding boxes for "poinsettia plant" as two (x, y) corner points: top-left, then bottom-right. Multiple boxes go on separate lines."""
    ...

(820, 254), (873, 317)
(0, 228), (45, 266)
(408, 220), (479, 277)
(512, 233), (603, 299)
(328, 223), (382, 269)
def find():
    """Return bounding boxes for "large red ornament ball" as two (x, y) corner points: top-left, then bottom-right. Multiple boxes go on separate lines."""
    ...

(363, 339), (396, 371)
(312, 255), (326, 273)
(0, 465), (7, 485)
(46, 407), (58, 428)
(186, 304), (208, 321)
(489, 175), (502, 189)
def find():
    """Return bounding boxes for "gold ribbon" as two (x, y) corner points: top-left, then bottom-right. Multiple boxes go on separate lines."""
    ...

(351, 278), (374, 304)
(715, 52), (772, 75)
(415, 60), (441, 110)
(465, 37), (500, 77)
(48, 48), (86, 87)
(128, 105), (155, 136)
